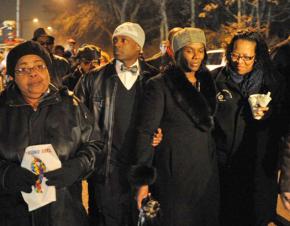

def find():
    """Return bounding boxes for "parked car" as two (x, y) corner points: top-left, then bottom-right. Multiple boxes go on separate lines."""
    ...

(206, 49), (226, 71)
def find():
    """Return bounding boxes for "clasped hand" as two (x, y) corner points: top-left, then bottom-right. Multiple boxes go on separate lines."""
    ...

(44, 158), (83, 189)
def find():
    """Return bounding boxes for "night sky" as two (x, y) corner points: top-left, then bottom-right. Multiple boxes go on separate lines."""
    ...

(0, 0), (54, 40)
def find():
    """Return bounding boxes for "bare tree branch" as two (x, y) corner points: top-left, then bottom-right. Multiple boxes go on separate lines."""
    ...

(212, 0), (238, 20)
(120, 0), (129, 22)
(130, 0), (143, 21)
(107, 0), (121, 22)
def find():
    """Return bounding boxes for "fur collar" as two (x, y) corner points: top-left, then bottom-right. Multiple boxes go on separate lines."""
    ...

(164, 66), (216, 131)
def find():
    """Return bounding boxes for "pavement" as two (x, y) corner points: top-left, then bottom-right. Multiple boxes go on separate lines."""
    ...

(81, 181), (290, 225)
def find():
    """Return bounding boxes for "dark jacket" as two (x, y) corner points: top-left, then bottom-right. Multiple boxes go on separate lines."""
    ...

(75, 59), (158, 223)
(132, 66), (219, 226)
(74, 59), (158, 181)
(213, 66), (285, 225)
(51, 54), (71, 87)
(0, 83), (102, 226)
(213, 66), (285, 164)
(146, 51), (174, 72)
(63, 66), (83, 91)
(280, 128), (290, 193)
(271, 41), (290, 81)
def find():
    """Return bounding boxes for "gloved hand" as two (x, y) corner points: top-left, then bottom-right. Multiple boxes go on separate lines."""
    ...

(44, 158), (84, 189)
(4, 164), (37, 193)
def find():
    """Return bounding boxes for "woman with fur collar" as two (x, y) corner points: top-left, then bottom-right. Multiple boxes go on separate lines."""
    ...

(130, 28), (219, 226)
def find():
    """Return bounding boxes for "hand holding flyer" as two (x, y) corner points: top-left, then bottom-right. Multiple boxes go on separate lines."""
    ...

(21, 144), (61, 211)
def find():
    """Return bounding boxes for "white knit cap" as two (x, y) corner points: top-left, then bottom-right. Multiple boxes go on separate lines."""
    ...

(112, 22), (145, 49)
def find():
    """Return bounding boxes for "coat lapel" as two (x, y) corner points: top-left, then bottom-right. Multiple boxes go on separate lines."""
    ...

(164, 67), (216, 131)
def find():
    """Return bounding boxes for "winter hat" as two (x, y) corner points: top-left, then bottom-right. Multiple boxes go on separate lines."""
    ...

(172, 27), (206, 53)
(76, 45), (101, 61)
(32, 27), (48, 41)
(6, 41), (53, 78)
(112, 22), (145, 49)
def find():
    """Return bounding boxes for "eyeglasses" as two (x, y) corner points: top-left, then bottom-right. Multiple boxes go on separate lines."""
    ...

(231, 52), (255, 62)
(15, 64), (47, 76)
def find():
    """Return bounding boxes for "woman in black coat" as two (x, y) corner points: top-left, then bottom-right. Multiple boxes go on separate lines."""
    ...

(130, 28), (219, 226)
(0, 41), (103, 226)
(212, 31), (285, 226)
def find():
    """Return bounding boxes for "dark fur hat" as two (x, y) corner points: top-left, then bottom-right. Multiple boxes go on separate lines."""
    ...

(6, 41), (54, 78)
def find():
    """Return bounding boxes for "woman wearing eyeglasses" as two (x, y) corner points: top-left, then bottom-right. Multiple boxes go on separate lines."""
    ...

(212, 31), (285, 226)
(0, 41), (104, 226)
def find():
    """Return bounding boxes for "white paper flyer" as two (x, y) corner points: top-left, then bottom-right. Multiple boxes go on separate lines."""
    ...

(21, 144), (61, 211)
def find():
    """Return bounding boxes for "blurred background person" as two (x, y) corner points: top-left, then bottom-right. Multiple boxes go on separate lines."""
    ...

(97, 49), (111, 69)
(63, 44), (101, 91)
(146, 27), (182, 72)
(0, 53), (5, 92)
(280, 121), (290, 213)
(66, 38), (77, 57)
(271, 35), (290, 110)
(32, 27), (71, 87)
(54, 44), (66, 58)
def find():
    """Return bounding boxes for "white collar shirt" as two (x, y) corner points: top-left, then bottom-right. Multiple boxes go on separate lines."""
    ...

(115, 60), (140, 90)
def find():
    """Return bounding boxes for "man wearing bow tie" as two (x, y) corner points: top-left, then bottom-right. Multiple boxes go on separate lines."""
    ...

(75, 22), (160, 226)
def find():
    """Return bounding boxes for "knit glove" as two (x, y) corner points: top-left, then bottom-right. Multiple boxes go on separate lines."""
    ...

(44, 158), (84, 189)
(4, 164), (37, 193)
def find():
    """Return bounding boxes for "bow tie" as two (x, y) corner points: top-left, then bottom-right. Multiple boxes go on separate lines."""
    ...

(120, 64), (138, 74)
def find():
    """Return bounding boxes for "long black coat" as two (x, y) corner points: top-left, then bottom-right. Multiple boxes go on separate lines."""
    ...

(0, 83), (102, 226)
(213, 66), (285, 226)
(133, 67), (219, 226)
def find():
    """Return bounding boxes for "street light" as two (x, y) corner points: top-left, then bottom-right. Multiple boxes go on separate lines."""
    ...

(19, 18), (40, 39)
(47, 26), (53, 31)
(33, 18), (39, 24)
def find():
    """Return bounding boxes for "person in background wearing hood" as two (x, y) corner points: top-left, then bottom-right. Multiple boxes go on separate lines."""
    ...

(131, 27), (219, 226)
(63, 44), (101, 91)
(212, 31), (285, 226)
(66, 38), (77, 57)
(32, 27), (71, 87)
(0, 41), (104, 226)
(75, 22), (161, 226)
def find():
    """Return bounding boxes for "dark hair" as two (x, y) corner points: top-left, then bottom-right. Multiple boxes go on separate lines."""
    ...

(226, 31), (272, 74)
(54, 45), (65, 52)
(174, 46), (208, 73)
(47, 36), (55, 45)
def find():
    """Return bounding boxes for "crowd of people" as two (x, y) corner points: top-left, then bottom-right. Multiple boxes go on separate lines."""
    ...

(0, 21), (290, 226)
